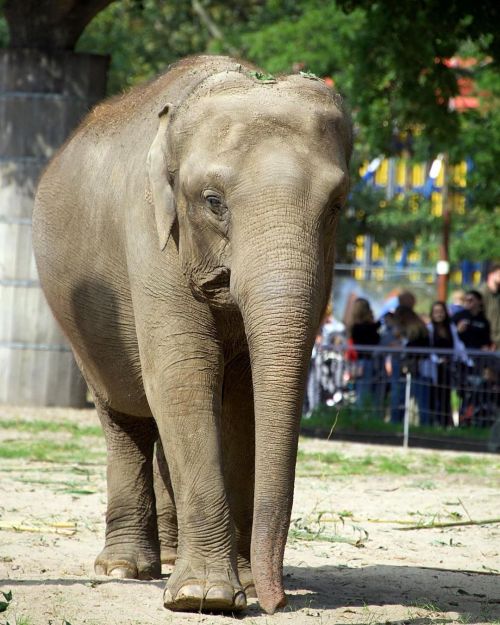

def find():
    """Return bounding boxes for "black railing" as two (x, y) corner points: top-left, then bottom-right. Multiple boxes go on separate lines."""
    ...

(306, 345), (500, 429)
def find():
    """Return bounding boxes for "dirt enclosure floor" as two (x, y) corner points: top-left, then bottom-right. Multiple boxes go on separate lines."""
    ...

(1, 406), (499, 625)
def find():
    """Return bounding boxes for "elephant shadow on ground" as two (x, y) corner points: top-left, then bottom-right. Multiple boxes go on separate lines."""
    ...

(272, 564), (500, 623)
(6, 567), (499, 622)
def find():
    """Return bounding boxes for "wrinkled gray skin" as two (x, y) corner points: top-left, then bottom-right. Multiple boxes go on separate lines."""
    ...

(33, 55), (352, 614)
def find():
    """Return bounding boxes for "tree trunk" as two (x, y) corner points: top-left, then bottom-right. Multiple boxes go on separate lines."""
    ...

(0, 49), (109, 406)
(4, 0), (116, 50)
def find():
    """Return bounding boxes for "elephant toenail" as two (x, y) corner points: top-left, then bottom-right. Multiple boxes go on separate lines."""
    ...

(109, 566), (133, 578)
(163, 588), (174, 605)
(94, 564), (106, 576)
(177, 583), (204, 600)
(233, 591), (247, 609)
(205, 585), (232, 602)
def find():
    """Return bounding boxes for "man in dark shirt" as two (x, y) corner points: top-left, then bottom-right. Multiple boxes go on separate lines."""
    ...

(452, 290), (492, 349)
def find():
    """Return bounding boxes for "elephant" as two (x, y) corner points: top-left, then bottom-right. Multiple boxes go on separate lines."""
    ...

(32, 55), (352, 614)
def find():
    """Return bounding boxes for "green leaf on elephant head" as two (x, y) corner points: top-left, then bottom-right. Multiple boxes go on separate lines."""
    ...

(299, 71), (320, 80)
(248, 70), (276, 83)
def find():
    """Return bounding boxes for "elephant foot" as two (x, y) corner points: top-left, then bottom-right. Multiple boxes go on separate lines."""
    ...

(94, 545), (161, 580)
(164, 561), (246, 612)
(164, 582), (246, 612)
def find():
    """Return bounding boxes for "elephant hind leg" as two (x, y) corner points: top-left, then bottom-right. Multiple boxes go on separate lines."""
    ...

(94, 398), (161, 580)
(153, 438), (178, 566)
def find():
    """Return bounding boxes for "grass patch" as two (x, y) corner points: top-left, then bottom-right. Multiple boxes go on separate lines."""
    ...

(0, 418), (102, 438)
(297, 448), (412, 476)
(7, 616), (32, 625)
(296, 446), (500, 478)
(15, 476), (99, 495)
(443, 454), (493, 475)
(303, 404), (493, 440)
(0, 465), (96, 476)
(304, 405), (399, 434)
(0, 415), (105, 464)
(411, 451), (498, 477)
(0, 439), (105, 464)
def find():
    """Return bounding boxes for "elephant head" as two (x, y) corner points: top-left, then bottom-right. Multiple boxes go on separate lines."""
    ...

(147, 68), (352, 613)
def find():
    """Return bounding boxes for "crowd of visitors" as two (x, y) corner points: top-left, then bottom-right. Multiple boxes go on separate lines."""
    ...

(306, 264), (500, 428)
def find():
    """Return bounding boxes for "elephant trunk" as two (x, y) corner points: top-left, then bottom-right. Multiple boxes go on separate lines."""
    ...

(231, 223), (324, 614)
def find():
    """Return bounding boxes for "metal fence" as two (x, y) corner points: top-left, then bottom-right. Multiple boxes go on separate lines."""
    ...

(305, 344), (500, 431)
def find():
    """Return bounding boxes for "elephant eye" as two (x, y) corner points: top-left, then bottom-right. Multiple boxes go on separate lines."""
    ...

(207, 195), (222, 208)
(203, 190), (227, 218)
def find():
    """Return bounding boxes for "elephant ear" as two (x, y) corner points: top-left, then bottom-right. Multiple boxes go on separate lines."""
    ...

(147, 104), (176, 251)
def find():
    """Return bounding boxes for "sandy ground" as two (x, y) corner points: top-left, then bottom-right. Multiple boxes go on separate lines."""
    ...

(1, 406), (499, 625)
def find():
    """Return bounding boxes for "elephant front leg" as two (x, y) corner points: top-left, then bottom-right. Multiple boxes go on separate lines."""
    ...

(94, 400), (160, 579)
(149, 363), (246, 612)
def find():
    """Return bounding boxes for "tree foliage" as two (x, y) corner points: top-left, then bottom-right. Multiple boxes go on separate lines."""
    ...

(76, 0), (258, 93)
(212, 0), (499, 263)
(336, 0), (498, 152)
(448, 59), (500, 261)
(76, 0), (206, 93)
(1, 0), (498, 264)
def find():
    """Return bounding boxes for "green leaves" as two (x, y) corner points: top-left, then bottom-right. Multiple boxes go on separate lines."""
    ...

(299, 71), (320, 80)
(0, 590), (12, 613)
(4, 0), (496, 262)
(0, 590), (73, 623)
(248, 70), (276, 82)
(77, 0), (214, 93)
